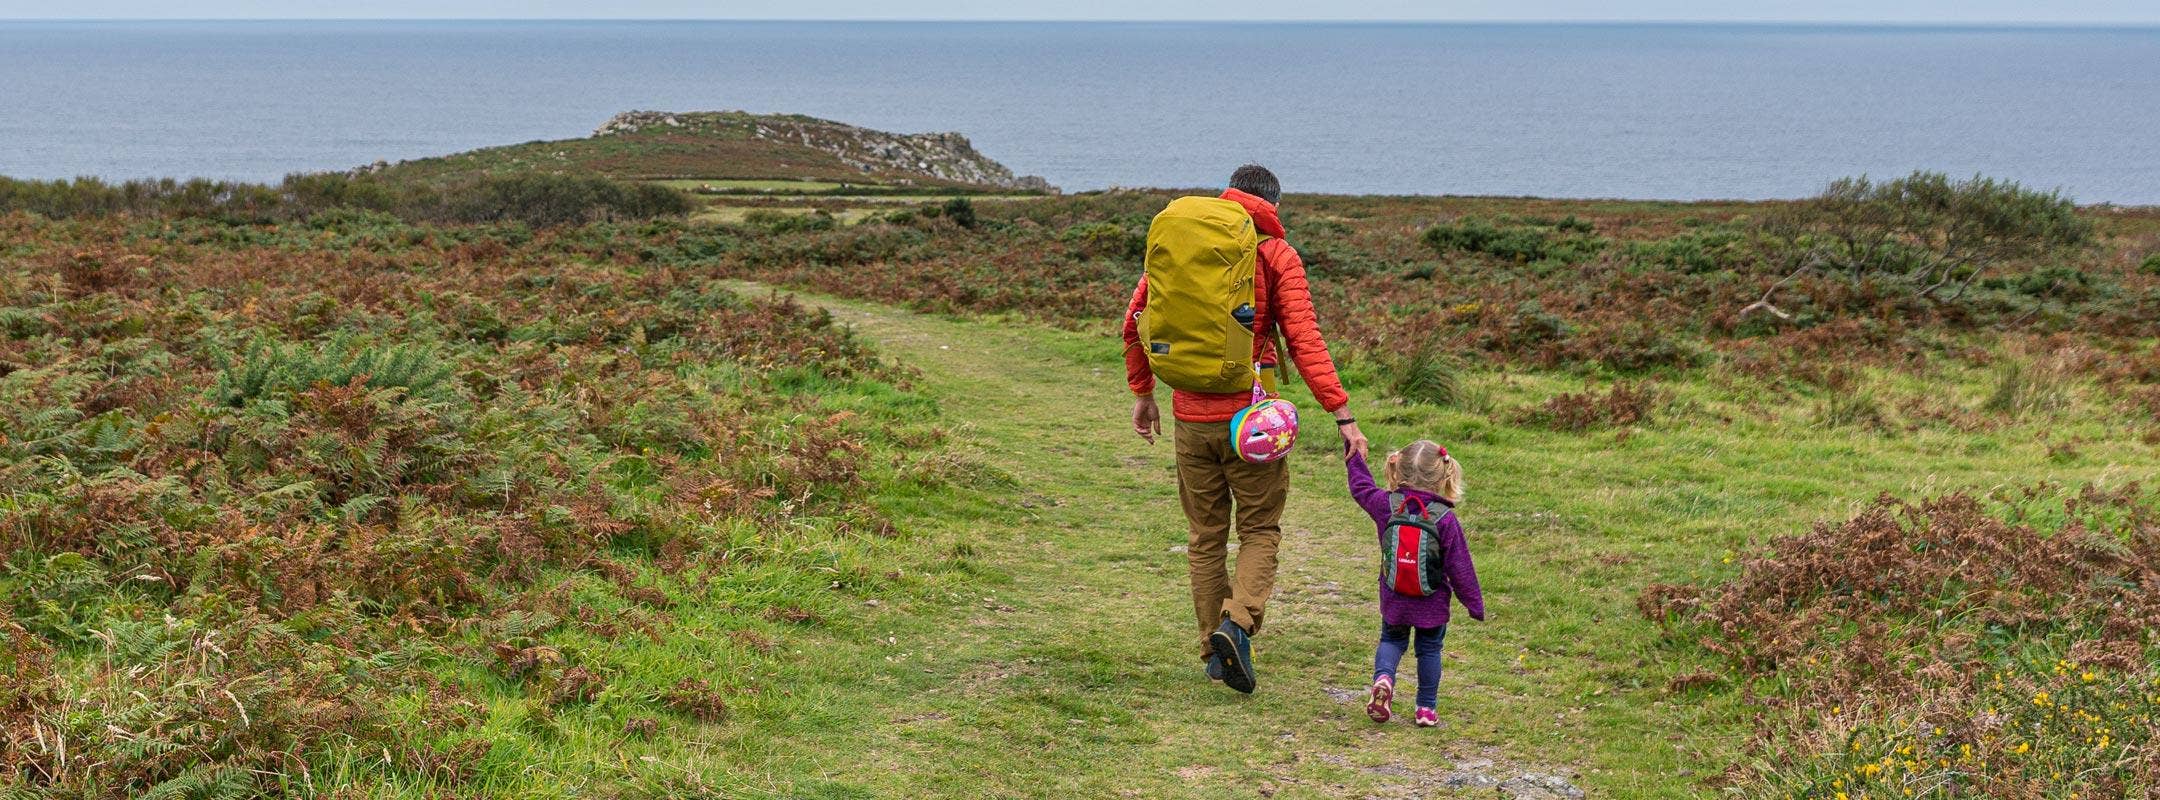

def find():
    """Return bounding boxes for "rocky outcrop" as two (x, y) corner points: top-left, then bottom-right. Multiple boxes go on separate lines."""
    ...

(593, 111), (1054, 192)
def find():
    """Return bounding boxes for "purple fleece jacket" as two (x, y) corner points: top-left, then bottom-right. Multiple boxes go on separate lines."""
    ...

(1347, 452), (1486, 628)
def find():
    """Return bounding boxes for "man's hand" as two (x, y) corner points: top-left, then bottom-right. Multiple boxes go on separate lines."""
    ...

(1334, 407), (1368, 461)
(1133, 397), (1162, 444)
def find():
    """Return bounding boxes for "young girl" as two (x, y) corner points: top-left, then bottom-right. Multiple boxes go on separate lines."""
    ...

(1346, 440), (1485, 727)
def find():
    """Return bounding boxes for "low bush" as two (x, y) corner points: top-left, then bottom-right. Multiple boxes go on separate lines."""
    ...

(743, 208), (838, 234)
(1641, 485), (2160, 797)
(1623, 226), (1747, 273)
(1423, 217), (1608, 264)
(1513, 381), (1659, 431)
(1058, 221), (1145, 261)
(1757, 171), (2094, 301)
(941, 197), (977, 229)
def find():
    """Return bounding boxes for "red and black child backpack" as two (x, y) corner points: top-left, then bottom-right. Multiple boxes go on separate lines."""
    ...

(1381, 492), (1451, 597)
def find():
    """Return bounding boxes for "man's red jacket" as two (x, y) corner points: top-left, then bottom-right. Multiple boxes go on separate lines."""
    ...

(1121, 188), (1350, 423)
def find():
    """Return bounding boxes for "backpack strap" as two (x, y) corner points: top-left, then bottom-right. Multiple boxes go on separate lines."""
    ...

(1387, 491), (1406, 516)
(1253, 236), (1296, 389)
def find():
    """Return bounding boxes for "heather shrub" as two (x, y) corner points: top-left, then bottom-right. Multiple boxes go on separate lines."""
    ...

(1424, 216), (1608, 264)
(1058, 221), (1145, 260)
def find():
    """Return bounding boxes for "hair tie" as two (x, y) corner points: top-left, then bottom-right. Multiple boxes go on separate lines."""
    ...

(1437, 445), (1450, 459)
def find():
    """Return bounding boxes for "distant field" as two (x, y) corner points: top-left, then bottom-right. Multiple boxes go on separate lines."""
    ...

(689, 203), (889, 225)
(686, 189), (1050, 225)
(649, 178), (853, 193)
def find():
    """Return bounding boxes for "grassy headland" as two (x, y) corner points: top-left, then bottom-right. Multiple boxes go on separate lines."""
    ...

(3, 114), (2157, 798)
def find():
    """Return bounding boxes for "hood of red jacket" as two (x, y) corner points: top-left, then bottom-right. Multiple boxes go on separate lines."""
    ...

(1220, 188), (1285, 239)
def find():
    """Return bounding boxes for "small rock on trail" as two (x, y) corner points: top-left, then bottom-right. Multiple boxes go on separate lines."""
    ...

(1497, 772), (1587, 799)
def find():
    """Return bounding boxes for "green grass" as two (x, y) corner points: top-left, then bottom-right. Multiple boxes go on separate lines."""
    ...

(536, 283), (2141, 799)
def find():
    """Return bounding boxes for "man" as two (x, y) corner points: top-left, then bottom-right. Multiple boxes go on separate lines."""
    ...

(1122, 165), (1368, 694)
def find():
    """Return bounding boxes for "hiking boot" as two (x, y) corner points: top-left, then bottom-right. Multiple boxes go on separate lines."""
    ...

(1209, 620), (1255, 694)
(1205, 652), (1225, 682)
(1414, 707), (1439, 728)
(1365, 675), (1394, 723)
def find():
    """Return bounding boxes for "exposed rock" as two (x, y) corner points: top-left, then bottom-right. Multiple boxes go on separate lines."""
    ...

(1496, 772), (1587, 799)
(1441, 770), (1501, 790)
(593, 110), (1055, 192)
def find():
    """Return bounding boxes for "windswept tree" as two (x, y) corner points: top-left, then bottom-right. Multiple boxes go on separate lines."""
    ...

(1745, 171), (2093, 318)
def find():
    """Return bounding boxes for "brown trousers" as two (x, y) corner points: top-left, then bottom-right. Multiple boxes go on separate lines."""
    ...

(1174, 420), (1289, 659)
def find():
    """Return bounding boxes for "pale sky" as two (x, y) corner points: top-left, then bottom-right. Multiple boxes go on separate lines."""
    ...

(5, 0), (2159, 23)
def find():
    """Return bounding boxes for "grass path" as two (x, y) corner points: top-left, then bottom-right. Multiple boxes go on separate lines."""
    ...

(720, 284), (1593, 799)
(707, 283), (2154, 799)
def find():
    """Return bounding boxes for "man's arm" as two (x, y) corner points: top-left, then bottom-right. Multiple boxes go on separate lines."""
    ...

(1122, 277), (1160, 443)
(1264, 241), (1365, 458)
(1121, 276), (1154, 398)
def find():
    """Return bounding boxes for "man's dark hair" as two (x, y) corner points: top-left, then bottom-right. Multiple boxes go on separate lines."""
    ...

(1229, 164), (1281, 205)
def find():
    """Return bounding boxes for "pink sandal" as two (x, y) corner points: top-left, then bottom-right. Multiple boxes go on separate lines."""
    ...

(1414, 707), (1439, 728)
(1365, 675), (1394, 723)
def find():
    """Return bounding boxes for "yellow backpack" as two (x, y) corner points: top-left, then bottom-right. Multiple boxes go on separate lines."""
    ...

(1139, 196), (1262, 394)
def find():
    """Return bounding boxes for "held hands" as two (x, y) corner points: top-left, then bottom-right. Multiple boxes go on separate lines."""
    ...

(1334, 407), (1368, 461)
(1132, 397), (1161, 444)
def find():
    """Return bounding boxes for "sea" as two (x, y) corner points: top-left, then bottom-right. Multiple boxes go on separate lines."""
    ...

(2, 20), (2157, 203)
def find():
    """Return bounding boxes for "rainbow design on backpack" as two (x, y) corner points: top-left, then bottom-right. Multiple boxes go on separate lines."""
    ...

(1229, 397), (1300, 463)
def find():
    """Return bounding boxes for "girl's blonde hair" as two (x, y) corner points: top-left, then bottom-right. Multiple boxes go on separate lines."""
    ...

(1383, 440), (1463, 505)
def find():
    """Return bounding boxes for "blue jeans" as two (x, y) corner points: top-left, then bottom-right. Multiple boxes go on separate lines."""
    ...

(1374, 623), (1446, 708)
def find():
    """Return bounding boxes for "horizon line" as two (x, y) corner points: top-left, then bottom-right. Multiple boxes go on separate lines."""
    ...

(7, 17), (2160, 27)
